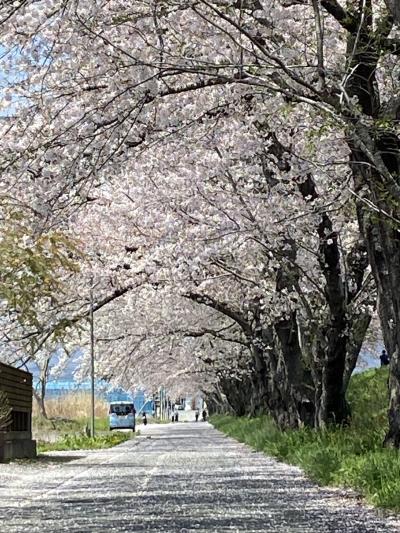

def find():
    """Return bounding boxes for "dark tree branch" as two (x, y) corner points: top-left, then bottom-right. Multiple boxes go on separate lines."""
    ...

(282, 0), (356, 32)
(184, 292), (251, 334)
(183, 327), (249, 347)
(320, 0), (357, 32)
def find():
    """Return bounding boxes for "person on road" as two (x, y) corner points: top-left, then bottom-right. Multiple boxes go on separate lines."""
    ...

(142, 413), (148, 426)
(380, 349), (390, 366)
(195, 409), (199, 422)
(202, 409), (207, 422)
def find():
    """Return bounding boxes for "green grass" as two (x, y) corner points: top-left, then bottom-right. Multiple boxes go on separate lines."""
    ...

(33, 415), (109, 433)
(34, 414), (133, 453)
(37, 431), (132, 453)
(212, 367), (400, 511)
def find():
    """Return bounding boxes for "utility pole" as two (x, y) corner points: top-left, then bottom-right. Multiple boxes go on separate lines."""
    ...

(89, 275), (95, 438)
(160, 386), (164, 420)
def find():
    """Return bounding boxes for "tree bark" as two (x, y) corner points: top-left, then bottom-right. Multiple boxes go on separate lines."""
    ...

(342, 313), (372, 392)
(384, 0), (400, 25)
(219, 374), (253, 416)
(362, 207), (400, 446)
(33, 386), (48, 419)
(340, 4), (400, 445)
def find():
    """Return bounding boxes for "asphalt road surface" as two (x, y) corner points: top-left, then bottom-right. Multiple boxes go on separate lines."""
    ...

(0, 422), (399, 532)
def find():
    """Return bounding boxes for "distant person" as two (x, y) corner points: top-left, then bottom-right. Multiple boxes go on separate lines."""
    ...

(175, 411), (179, 422)
(380, 349), (390, 366)
(202, 409), (207, 422)
(142, 413), (148, 426)
(195, 409), (199, 422)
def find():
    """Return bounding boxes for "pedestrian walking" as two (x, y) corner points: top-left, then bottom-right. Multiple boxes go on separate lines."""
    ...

(380, 349), (390, 366)
(202, 409), (207, 422)
(142, 413), (148, 426)
(195, 409), (199, 422)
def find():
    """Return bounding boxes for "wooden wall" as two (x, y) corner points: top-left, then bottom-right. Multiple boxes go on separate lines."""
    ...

(0, 362), (32, 432)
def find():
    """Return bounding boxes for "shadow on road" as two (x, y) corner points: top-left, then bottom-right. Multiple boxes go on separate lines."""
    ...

(0, 423), (398, 532)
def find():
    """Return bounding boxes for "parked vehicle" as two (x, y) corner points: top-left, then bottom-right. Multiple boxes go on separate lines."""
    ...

(109, 401), (136, 431)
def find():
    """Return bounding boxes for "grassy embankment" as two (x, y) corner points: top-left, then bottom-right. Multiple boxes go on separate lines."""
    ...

(211, 368), (400, 510)
(33, 393), (132, 452)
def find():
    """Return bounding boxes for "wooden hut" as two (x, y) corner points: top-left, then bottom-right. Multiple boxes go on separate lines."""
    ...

(0, 362), (36, 461)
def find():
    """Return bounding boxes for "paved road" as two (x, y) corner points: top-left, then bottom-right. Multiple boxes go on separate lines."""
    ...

(0, 423), (399, 532)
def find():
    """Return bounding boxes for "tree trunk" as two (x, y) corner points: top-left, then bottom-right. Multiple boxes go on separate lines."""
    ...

(33, 386), (48, 419)
(384, 0), (400, 24)
(205, 386), (230, 415)
(323, 320), (350, 424)
(343, 313), (372, 392)
(247, 343), (270, 416)
(261, 326), (302, 429)
(343, 5), (400, 443)
(361, 206), (400, 446)
(219, 374), (253, 416)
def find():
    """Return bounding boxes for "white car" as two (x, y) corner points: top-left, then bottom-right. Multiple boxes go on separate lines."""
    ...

(109, 401), (136, 431)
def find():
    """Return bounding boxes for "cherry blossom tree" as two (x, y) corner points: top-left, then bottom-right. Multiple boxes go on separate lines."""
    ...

(0, 0), (394, 436)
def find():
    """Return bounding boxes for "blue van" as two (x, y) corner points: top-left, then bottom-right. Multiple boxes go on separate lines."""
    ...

(109, 401), (136, 431)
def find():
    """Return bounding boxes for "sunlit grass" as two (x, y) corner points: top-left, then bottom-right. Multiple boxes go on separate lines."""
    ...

(212, 368), (400, 510)
(37, 431), (132, 453)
